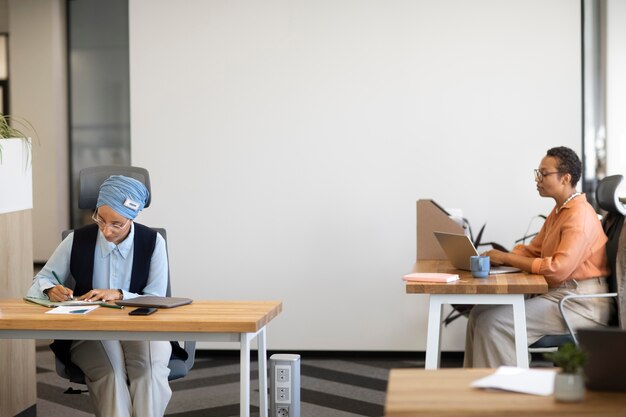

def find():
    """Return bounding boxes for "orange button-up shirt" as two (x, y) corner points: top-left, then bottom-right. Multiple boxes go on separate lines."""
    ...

(511, 193), (609, 287)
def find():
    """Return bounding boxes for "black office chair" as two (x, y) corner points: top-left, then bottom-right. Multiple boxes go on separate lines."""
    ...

(54, 165), (196, 385)
(529, 174), (626, 356)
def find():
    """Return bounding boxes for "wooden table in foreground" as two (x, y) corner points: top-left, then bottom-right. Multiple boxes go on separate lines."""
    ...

(385, 368), (626, 417)
(0, 299), (282, 417)
(407, 260), (548, 369)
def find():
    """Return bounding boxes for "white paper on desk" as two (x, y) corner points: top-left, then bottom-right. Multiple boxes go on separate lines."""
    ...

(471, 366), (556, 396)
(45, 305), (99, 315)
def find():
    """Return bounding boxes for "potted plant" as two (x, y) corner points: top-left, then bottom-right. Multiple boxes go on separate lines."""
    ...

(544, 342), (587, 402)
(0, 113), (36, 214)
(0, 113), (34, 164)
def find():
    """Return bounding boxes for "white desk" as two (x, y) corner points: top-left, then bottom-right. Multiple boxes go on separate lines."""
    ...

(0, 299), (282, 417)
(407, 261), (548, 369)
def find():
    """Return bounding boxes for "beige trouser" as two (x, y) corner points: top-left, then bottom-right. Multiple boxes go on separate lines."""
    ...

(71, 340), (172, 417)
(464, 278), (614, 368)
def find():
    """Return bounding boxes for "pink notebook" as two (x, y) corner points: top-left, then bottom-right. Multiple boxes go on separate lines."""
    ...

(402, 272), (459, 283)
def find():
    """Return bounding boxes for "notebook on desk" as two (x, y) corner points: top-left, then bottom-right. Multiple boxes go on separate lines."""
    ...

(578, 327), (626, 391)
(433, 231), (520, 274)
(25, 297), (112, 308)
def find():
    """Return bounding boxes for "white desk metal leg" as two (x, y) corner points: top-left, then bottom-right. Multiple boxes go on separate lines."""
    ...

(257, 328), (268, 417)
(424, 294), (529, 369)
(241, 332), (253, 417)
(512, 296), (529, 368)
(425, 296), (444, 369)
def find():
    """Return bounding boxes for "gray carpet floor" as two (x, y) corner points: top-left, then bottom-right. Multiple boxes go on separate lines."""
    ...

(35, 340), (466, 417)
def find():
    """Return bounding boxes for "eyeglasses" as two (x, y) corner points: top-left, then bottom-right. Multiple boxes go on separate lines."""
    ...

(534, 169), (561, 182)
(92, 210), (130, 231)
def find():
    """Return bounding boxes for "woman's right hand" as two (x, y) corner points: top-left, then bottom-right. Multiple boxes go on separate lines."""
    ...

(44, 285), (74, 302)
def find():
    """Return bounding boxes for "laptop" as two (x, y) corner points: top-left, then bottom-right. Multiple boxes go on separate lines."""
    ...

(578, 327), (626, 391)
(433, 231), (520, 274)
(115, 296), (193, 308)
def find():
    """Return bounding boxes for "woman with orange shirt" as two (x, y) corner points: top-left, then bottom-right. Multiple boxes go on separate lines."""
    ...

(464, 146), (614, 367)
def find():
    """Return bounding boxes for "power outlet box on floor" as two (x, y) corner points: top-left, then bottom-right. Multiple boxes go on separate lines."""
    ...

(270, 354), (300, 417)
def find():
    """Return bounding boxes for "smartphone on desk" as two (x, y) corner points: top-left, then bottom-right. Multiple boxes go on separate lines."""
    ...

(129, 307), (157, 316)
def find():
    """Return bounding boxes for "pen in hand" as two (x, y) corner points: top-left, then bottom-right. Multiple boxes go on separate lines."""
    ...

(51, 270), (74, 300)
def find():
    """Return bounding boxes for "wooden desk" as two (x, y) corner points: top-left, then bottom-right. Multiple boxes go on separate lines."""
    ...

(385, 368), (626, 417)
(407, 260), (548, 369)
(0, 299), (282, 417)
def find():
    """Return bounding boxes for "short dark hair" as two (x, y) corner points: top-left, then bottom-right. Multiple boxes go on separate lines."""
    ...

(546, 146), (582, 187)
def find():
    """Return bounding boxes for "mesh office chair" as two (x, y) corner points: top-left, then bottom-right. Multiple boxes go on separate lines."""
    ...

(529, 174), (626, 355)
(54, 165), (196, 385)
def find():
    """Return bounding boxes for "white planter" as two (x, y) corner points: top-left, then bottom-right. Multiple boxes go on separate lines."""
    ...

(0, 138), (33, 214)
(554, 372), (585, 402)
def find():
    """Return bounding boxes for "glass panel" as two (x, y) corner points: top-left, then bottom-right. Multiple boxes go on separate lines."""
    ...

(68, 0), (130, 227)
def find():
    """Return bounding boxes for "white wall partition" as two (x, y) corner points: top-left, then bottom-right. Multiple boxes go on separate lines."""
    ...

(130, 0), (581, 350)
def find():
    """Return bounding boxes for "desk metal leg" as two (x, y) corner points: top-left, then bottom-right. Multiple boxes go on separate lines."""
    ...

(425, 296), (443, 369)
(424, 294), (529, 369)
(241, 332), (253, 417)
(257, 328), (268, 417)
(240, 329), (267, 417)
(512, 296), (529, 368)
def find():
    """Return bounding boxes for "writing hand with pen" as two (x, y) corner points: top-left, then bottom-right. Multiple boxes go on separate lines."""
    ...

(46, 287), (123, 302)
(44, 271), (74, 302)
(45, 285), (75, 302)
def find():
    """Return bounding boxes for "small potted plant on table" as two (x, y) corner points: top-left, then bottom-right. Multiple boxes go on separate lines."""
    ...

(545, 342), (587, 402)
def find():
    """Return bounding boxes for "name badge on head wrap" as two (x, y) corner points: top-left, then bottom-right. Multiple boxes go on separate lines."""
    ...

(124, 198), (140, 211)
(97, 175), (149, 220)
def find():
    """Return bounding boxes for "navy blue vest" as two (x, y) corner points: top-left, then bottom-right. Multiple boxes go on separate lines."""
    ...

(70, 223), (157, 297)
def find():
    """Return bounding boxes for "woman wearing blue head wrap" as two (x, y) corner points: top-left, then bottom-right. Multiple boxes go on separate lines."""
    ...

(26, 174), (173, 417)
(92, 175), (150, 245)
(97, 175), (149, 219)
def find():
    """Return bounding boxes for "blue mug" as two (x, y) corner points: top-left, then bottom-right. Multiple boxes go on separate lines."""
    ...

(470, 255), (490, 278)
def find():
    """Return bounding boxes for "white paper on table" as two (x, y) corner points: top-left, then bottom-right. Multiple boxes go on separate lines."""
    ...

(45, 305), (100, 315)
(470, 366), (556, 396)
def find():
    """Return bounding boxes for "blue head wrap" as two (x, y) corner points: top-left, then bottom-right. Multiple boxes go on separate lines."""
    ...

(96, 175), (149, 220)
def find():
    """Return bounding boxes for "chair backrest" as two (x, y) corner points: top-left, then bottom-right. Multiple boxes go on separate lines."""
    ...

(596, 174), (626, 326)
(596, 175), (626, 216)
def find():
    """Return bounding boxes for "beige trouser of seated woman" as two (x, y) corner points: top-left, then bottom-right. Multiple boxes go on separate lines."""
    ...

(71, 340), (172, 417)
(464, 278), (613, 368)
